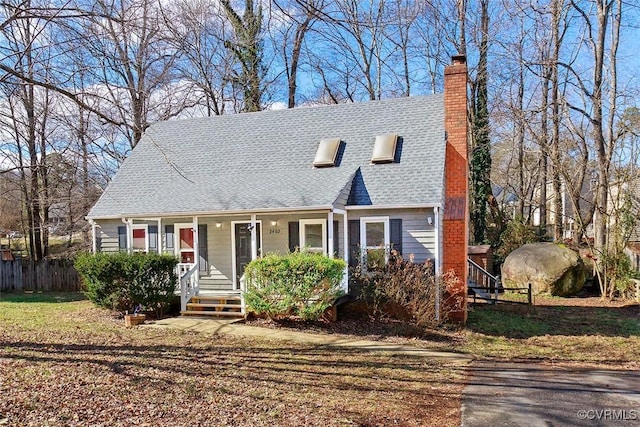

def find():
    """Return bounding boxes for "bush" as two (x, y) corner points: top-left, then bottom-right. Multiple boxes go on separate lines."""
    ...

(243, 251), (346, 320)
(75, 252), (178, 317)
(494, 216), (541, 268)
(350, 251), (446, 326)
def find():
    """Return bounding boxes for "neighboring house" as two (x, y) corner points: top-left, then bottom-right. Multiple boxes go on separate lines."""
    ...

(530, 174), (597, 241)
(619, 177), (640, 243)
(615, 177), (640, 272)
(87, 56), (469, 320)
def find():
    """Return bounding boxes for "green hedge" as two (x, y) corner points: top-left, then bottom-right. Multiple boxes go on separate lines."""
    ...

(75, 252), (178, 317)
(244, 251), (346, 320)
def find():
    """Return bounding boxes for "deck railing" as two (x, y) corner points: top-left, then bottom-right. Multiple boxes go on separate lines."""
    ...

(467, 258), (500, 303)
(467, 258), (532, 306)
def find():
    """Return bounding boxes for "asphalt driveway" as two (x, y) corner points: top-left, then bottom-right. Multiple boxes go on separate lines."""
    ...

(462, 361), (640, 426)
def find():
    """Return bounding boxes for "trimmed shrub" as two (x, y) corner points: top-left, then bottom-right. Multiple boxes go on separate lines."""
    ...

(244, 251), (346, 320)
(75, 252), (178, 317)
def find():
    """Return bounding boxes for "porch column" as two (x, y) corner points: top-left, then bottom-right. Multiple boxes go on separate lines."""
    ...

(342, 211), (349, 293)
(89, 220), (97, 253)
(250, 214), (258, 260)
(123, 218), (132, 254)
(157, 218), (163, 252)
(193, 216), (199, 292)
(327, 211), (334, 258)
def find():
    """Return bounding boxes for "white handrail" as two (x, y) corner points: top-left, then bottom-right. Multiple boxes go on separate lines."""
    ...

(180, 263), (198, 312)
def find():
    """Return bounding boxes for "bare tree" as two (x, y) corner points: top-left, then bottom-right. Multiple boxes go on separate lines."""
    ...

(270, 0), (326, 108)
(76, 0), (185, 149)
(0, 0), (56, 260)
(220, 0), (265, 112)
(560, 0), (623, 295)
(162, 0), (235, 116)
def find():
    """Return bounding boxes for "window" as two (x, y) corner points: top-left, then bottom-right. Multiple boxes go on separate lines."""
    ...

(131, 225), (148, 252)
(299, 219), (327, 254)
(360, 217), (389, 269)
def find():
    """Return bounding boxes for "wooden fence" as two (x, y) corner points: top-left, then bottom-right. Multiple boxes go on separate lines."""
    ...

(0, 259), (82, 292)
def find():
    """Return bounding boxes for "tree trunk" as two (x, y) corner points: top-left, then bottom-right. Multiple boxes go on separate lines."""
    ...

(550, 0), (563, 241)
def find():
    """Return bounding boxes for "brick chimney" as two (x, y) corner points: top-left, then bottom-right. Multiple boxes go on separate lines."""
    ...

(443, 54), (469, 323)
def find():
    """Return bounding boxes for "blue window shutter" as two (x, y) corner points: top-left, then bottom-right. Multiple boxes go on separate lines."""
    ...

(117, 226), (126, 251)
(148, 225), (158, 253)
(165, 225), (174, 252)
(348, 220), (360, 266)
(390, 219), (402, 256)
(288, 222), (300, 252)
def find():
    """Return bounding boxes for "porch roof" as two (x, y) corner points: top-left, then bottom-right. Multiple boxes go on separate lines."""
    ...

(88, 95), (445, 219)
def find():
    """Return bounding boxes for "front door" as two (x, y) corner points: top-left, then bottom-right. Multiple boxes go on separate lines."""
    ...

(235, 222), (261, 283)
(177, 226), (195, 264)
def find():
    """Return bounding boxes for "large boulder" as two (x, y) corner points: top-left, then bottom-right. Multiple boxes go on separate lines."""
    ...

(501, 243), (586, 296)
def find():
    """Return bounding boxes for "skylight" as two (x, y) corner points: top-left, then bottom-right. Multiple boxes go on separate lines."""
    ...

(371, 134), (398, 163)
(313, 138), (341, 167)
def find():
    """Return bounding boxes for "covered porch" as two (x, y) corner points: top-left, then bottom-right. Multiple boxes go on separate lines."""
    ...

(106, 209), (350, 315)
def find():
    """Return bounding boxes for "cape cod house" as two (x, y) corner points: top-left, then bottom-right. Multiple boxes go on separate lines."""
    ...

(87, 56), (470, 321)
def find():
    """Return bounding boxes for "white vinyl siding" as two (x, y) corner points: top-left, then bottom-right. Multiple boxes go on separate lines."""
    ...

(348, 208), (436, 263)
(96, 220), (122, 253)
(96, 212), (346, 279)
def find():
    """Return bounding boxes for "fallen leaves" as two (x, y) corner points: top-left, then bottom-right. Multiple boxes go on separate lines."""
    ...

(0, 298), (463, 426)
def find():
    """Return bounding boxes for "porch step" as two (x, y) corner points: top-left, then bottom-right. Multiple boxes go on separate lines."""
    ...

(180, 310), (243, 317)
(191, 295), (241, 303)
(187, 303), (241, 309)
(180, 295), (244, 318)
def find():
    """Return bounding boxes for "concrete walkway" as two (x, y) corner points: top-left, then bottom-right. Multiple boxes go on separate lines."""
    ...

(146, 316), (471, 362)
(462, 361), (640, 427)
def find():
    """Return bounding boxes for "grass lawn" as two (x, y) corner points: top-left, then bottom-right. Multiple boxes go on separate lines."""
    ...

(0, 293), (464, 426)
(2, 292), (637, 426)
(464, 296), (640, 367)
(249, 297), (640, 368)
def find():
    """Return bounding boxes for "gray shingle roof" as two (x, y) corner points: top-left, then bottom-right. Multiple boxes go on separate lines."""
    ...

(88, 95), (446, 218)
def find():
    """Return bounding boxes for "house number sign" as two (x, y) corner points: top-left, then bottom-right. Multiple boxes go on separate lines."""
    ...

(269, 228), (281, 234)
